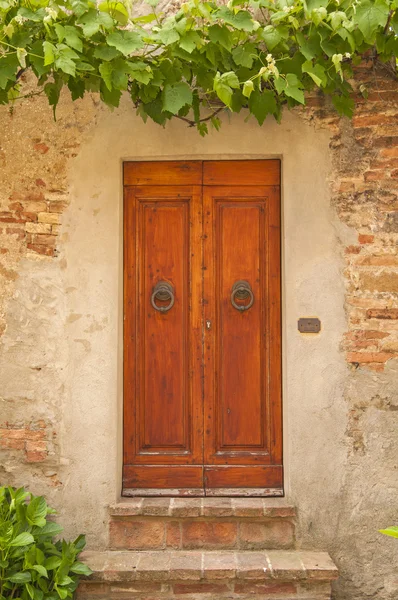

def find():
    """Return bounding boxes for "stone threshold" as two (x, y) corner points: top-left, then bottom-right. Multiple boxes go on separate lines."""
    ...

(110, 497), (296, 519)
(80, 550), (338, 583)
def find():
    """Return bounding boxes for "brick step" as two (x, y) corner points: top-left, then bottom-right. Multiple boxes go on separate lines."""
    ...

(77, 549), (338, 600)
(109, 498), (296, 551)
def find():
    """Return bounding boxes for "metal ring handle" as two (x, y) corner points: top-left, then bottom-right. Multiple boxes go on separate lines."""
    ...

(151, 281), (175, 313)
(231, 280), (254, 312)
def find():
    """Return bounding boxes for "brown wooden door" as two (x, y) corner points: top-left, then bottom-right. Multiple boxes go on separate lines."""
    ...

(123, 160), (282, 496)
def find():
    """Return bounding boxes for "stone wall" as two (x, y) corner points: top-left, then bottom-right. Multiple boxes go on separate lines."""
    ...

(0, 62), (397, 600)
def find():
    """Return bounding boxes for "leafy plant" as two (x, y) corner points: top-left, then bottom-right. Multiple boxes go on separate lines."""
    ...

(380, 526), (398, 539)
(0, 0), (397, 134)
(0, 486), (92, 600)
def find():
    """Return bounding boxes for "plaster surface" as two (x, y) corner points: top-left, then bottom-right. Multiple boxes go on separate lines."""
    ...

(1, 96), (398, 600)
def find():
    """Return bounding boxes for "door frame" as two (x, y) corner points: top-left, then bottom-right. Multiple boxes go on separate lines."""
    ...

(122, 159), (283, 497)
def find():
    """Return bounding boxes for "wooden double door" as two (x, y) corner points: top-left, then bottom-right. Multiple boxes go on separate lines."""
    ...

(123, 160), (282, 496)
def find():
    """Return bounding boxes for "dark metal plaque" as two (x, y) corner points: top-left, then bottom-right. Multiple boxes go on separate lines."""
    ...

(298, 317), (321, 333)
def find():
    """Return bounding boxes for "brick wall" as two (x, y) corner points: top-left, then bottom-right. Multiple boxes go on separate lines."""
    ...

(304, 60), (398, 372)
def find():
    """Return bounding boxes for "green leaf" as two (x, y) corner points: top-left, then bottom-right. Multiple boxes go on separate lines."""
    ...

(93, 45), (121, 61)
(242, 79), (254, 98)
(179, 31), (201, 53)
(275, 74), (305, 104)
(26, 496), (47, 527)
(55, 587), (68, 600)
(70, 562), (92, 576)
(379, 526), (398, 539)
(55, 56), (76, 77)
(43, 41), (56, 66)
(44, 78), (63, 117)
(354, 0), (390, 42)
(0, 55), (18, 89)
(63, 26), (83, 53)
(16, 48), (27, 68)
(106, 31), (144, 56)
(208, 25), (233, 52)
(128, 62), (153, 85)
(54, 24), (65, 43)
(33, 565), (48, 578)
(44, 557), (62, 570)
(216, 7), (255, 32)
(262, 26), (283, 50)
(35, 522), (63, 537)
(249, 89), (277, 125)
(18, 7), (46, 22)
(302, 60), (327, 87)
(7, 572), (32, 583)
(73, 534), (86, 552)
(332, 94), (355, 117)
(213, 71), (239, 108)
(284, 73), (305, 104)
(296, 32), (317, 60)
(162, 81), (192, 115)
(232, 45), (255, 68)
(157, 27), (180, 45)
(79, 9), (114, 37)
(99, 62), (113, 91)
(10, 532), (35, 547)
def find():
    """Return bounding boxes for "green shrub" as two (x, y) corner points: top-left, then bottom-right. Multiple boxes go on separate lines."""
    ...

(0, 486), (92, 600)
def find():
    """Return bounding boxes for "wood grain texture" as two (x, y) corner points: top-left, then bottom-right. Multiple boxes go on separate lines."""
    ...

(123, 161), (282, 495)
(204, 466), (283, 489)
(203, 160), (280, 186)
(123, 466), (203, 489)
(203, 185), (282, 486)
(124, 161), (202, 186)
(123, 181), (203, 490)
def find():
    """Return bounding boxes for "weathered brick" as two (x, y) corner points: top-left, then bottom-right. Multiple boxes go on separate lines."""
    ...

(169, 552), (202, 580)
(25, 222), (52, 235)
(25, 440), (47, 462)
(202, 498), (233, 517)
(172, 582), (230, 594)
(234, 581), (297, 594)
(171, 499), (201, 518)
(34, 142), (49, 154)
(202, 552), (236, 579)
(239, 520), (294, 550)
(366, 309), (398, 320)
(358, 234), (374, 244)
(166, 521), (181, 549)
(347, 352), (394, 364)
(359, 272), (398, 293)
(109, 520), (165, 550)
(181, 521), (237, 549)
(27, 243), (54, 256)
(38, 212), (60, 225)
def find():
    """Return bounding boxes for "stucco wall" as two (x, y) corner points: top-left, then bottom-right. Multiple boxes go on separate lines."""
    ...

(1, 71), (398, 600)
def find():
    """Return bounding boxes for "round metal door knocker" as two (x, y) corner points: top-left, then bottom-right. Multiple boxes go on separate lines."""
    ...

(151, 281), (175, 313)
(231, 280), (254, 311)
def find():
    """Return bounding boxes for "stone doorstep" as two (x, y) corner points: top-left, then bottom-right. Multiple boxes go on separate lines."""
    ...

(109, 498), (297, 519)
(80, 550), (338, 583)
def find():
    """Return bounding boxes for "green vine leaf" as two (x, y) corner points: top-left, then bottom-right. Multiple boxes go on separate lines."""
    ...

(0, 0), (396, 133)
(106, 31), (144, 56)
(162, 81), (193, 114)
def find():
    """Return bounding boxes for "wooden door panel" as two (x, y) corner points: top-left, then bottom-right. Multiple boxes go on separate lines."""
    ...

(123, 184), (203, 491)
(123, 161), (282, 496)
(124, 161), (202, 186)
(217, 201), (264, 450)
(203, 184), (282, 488)
(203, 160), (280, 186)
(124, 466), (203, 491)
(205, 466), (283, 490)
